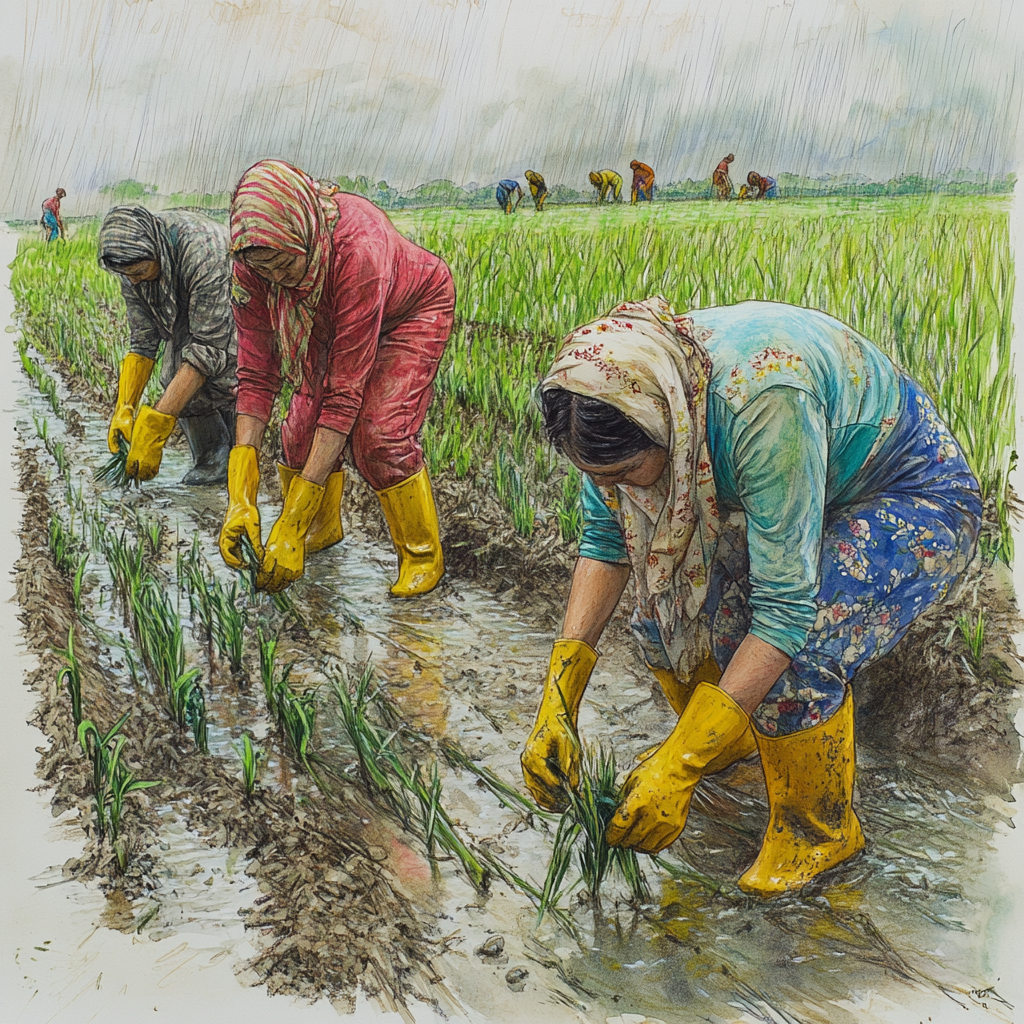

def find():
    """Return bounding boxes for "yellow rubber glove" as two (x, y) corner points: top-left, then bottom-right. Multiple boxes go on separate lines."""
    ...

(520, 638), (598, 812)
(257, 474), (324, 593)
(108, 353), (155, 453)
(125, 405), (176, 481)
(219, 446), (263, 570)
(606, 682), (750, 854)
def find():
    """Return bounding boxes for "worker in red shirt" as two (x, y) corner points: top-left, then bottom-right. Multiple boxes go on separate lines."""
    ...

(220, 160), (455, 597)
(41, 188), (66, 241)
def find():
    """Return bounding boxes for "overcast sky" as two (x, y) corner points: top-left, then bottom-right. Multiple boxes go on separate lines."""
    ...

(0, 0), (1021, 216)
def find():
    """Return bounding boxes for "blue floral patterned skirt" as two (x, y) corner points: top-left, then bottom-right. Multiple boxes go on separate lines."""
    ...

(707, 375), (982, 736)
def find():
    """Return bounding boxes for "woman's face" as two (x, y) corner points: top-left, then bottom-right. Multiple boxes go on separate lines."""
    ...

(572, 446), (668, 488)
(242, 247), (308, 288)
(120, 260), (161, 285)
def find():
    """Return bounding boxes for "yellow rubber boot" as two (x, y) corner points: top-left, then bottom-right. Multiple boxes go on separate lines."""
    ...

(108, 353), (155, 453)
(219, 446), (263, 570)
(520, 639), (598, 812)
(647, 654), (757, 774)
(738, 687), (865, 896)
(376, 468), (444, 596)
(258, 476), (325, 593)
(278, 463), (346, 553)
(606, 682), (750, 854)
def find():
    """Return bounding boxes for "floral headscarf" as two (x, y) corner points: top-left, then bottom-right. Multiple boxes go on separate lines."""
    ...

(229, 159), (340, 384)
(541, 296), (720, 677)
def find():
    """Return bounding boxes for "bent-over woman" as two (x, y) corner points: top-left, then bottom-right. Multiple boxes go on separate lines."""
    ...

(99, 206), (237, 485)
(525, 170), (549, 211)
(522, 297), (980, 895)
(220, 160), (455, 596)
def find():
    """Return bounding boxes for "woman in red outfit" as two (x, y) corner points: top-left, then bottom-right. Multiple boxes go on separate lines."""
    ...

(219, 160), (455, 596)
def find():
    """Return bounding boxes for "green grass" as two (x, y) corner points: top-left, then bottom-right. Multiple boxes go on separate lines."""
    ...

(397, 196), (1016, 558)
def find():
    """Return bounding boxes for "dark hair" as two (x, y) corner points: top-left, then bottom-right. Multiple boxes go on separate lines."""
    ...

(747, 171), (760, 186)
(541, 387), (662, 466)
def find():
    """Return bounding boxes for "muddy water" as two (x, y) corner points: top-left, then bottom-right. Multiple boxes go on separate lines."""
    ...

(15, 350), (1023, 1024)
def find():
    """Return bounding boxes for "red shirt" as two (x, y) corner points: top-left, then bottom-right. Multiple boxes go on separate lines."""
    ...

(232, 193), (449, 436)
(41, 195), (61, 215)
(716, 159), (732, 174)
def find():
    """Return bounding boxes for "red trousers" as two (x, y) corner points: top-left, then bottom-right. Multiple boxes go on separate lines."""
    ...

(281, 271), (454, 491)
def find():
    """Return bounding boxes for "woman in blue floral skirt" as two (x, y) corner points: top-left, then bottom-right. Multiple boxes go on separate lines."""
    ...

(521, 297), (981, 896)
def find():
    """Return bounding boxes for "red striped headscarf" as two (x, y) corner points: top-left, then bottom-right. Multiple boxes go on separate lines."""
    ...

(230, 160), (340, 384)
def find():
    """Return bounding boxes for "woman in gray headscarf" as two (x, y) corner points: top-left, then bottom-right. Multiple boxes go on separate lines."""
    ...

(98, 206), (238, 485)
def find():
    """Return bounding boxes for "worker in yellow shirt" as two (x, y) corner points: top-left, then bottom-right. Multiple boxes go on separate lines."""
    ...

(588, 169), (622, 203)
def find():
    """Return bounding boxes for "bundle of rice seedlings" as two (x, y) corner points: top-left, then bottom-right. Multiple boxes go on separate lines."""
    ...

(95, 433), (138, 489)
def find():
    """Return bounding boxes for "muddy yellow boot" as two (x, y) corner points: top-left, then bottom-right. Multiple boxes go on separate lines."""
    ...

(738, 687), (865, 897)
(278, 463), (345, 552)
(376, 468), (444, 596)
(521, 638), (598, 811)
(607, 682), (750, 854)
(647, 654), (757, 774)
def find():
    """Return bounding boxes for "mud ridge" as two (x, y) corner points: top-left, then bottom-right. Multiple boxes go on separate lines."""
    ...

(15, 441), (448, 1012)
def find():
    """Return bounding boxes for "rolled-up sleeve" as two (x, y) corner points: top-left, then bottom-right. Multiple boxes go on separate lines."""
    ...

(726, 386), (827, 657)
(120, 282), (163, 360)
(579, 474), (630, 564)
(182, 264), (235, 379)
(231, 264), (281, 424)
(316, 246), (388, 436)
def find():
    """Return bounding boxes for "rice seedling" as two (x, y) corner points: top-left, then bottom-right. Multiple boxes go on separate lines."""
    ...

(48, 512), (83, 577)
(257, 627), (321, 775)
(233, 732), (262, 796)
(537, 737), (650, 922)
(551, 467), (583, 543)
(95, 433), (138, 490)
(209, 577), (245, 673)
(183, 676), (210, 753)
(492, 448), (536, 537)
(332, 664), (489, 889)
(77, 711), (162, 857)
(32, 411), (48, 443)
(957, 607), (987, 669)
(236, 533), (299, 618)
(71, 553), (89, 612)
(55, 623), (83, 727)
(440, 740), (550, 819)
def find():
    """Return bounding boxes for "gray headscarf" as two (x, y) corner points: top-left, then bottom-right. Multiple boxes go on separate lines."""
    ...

(98, 205), (176, 323)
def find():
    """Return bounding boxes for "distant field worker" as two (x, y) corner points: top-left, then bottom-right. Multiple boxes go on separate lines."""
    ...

(589, 169), (622, 203)
(747, 171), (779, 199)
(525, 170), (549, 211)
(630, 161), (655, 203)
(221, 159), (455, 597)
(712, 154), (734, 200)
(496, 179), (523, 214)
(41, 188), (66, 241)
(98, 206), (237, 485)
(523, 297), (981, 894)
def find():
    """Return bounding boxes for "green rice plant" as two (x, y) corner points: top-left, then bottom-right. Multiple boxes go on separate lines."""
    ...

(276, 685), (320, 775)
(48, 512), (83, 577)
(956, 607), (987, 669)
(492, 448), (536, 537)
(233, 733), (262, 796)
(55, 623), (83, 727)
(331, 664), (489, 889)
(32, 412), (48, 443)
(440, 741), (550, 818)
(71, 553), (89, 612)
(95, 433), (137, 490)
(102, 528), (147, 617)
(181, 674), (209, 753)
(77, 711), (161, 858)
(209, 577), (245, 673)
(538, 740), (650, 921)
(237, 534), (299, 618)
(551, 467), (583, 543)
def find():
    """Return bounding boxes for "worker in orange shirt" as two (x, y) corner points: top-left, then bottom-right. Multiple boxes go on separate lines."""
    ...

(630, 161), (655, 204)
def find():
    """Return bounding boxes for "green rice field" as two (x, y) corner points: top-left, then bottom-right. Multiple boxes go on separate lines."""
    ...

(11, 194), (1016, 559)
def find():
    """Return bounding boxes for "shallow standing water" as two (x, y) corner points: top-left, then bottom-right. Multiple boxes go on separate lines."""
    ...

(9, 326), (1024, 1024)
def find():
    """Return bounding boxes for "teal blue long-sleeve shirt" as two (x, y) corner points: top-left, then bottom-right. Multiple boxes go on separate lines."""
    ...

(577, 301), (903, 657)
